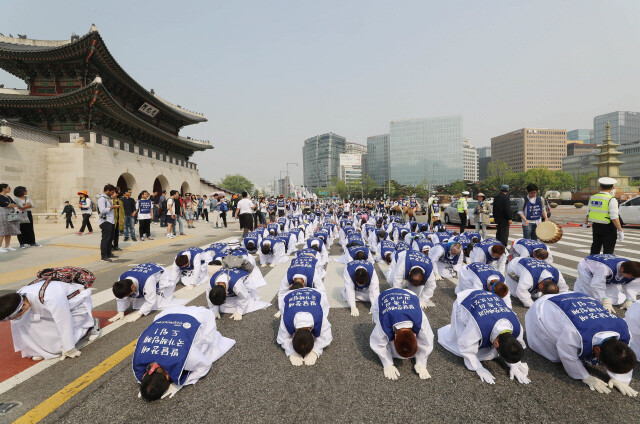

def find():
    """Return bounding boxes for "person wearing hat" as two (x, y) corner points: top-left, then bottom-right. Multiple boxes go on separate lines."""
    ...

(474, 192), (491, 239)
(493, 185), (512, 246)
(77, 190), (93, 235)
(457, 191), (470, 233)
(586, 177), (624, 255)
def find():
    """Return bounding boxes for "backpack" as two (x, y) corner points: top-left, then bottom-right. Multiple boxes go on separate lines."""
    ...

(35, 266), (95, 289)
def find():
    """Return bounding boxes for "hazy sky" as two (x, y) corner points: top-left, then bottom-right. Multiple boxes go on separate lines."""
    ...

(2, 1), (640, 187)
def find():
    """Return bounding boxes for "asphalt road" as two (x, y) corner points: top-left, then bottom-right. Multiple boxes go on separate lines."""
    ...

(3, 219), (640, 424)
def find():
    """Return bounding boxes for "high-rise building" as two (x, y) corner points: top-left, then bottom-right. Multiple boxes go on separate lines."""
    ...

(463, 138), (478, 182)
(477, 146), (491, 181)
(366, 134), (389, 186)
(594, 111), (640, 145)
(567, 142), (598, 156)
(389, 116), (463, 186)
(567, 129), (594, 144)
(491, 128), (567, 173)
(345, 142), (367, 155)
(339, 153), (363, 184)
(302, 132), (346, 191)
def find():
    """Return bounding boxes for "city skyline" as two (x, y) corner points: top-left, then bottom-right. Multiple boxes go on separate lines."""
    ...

(2, 1), (640, 187)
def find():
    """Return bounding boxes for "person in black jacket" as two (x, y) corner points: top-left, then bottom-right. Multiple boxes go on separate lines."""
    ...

(60, 201), (76, 229)
(493, 185), (512, 246)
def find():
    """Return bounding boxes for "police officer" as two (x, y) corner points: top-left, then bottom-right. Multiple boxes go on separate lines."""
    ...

(457, 191), (469, 234)
(585, 177), (624, 255)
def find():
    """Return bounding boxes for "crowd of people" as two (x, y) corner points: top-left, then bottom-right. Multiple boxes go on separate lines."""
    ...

(3, 182), (640, 402)
(0, 183), (41, 253)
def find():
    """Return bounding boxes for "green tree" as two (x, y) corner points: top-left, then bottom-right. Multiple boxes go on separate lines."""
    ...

(328, 177), (348, 198)
(219, 174), (254, 194)
(488, 160), (510, 183)
(362, 174), (377, 198)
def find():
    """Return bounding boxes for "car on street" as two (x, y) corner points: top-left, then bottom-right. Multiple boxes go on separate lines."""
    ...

(509, 198), (552, 222)
(443, 200), (494, 227)
(416, 199), (427, 215)
(619, 195), (640, 226)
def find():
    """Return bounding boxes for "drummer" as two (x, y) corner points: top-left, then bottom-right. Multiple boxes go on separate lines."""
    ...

(518, 184), (548, 241)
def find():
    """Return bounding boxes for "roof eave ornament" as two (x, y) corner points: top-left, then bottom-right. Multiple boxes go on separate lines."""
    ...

(89, 24), (99, 33)
(91, 76), (103, 85)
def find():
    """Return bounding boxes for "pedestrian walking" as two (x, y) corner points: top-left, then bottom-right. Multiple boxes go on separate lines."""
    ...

(493, 185), (512, 246)
(236, 191), (256, 237)
(0, 183), (20, 252)
(121, 188), (137, 241)
(77, 190), (93, 235)
(474, 192), (491, 239)
(111, 188), (124, 251)
(586, 177), (624, 254)
(201, 195), (210, 222)
(220, 196), (228, 227)
(13, 186), (41, 248)
(61, 201), (76, 229)
(98, 184), (119, 261)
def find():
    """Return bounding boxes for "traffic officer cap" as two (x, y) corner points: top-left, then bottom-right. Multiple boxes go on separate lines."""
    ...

(462, 191), (469, 195)
(598, 177), (617, 186)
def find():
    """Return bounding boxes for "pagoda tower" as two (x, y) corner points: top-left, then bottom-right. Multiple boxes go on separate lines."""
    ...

(590, 121), (637, 192)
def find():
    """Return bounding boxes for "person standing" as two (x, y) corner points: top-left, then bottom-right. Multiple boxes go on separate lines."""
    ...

(219, 196), (228, 228)
(98, 184), (119, 262)
(166, 190), (177, 239)
(235, 191), (256, 237)
(111, 188), (124, 252)
(457, 191), (469, 233)
(158, 190), (167, 227)
(196, 195), (203, 221)
(0, 183), (20, 252)
(77, 190), (93, 235)
(173, 194), (185, 236)
(259, 197), (267, 226)
(586, 178), (624, 254)
(60, 201), (76, 229)
(136, 190), (154, 241)
(189, 194), (198, 228)
(474, 192), (491, 239)
(13, 186), (41, 248)
(493, 185), (512, 247)
(518, 183), (547, 241)
(201, 195), (210, 222)
(121, 188), (137, 242)
(210, 193), (221, 228)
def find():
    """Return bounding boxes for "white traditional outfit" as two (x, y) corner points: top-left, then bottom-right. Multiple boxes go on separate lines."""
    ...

(468, 238), (507, 276)
(342, 260), (380, 308)
(456, 263), (512, 309)
(391, 250), (437, 306)
(278, 256), (327, 310)
(171, 247), (208, 288)
(428, 242), (463, 279)
(117, 263), (184, 316)
(574, 254), (640, 306)
(258, 236), (289, 266)
(510, 238), (553, 263)
(505, 257), (569, 308)
(207, 268), (270, 316)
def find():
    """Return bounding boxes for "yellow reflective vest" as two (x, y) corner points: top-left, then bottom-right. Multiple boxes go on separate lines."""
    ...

(588, 192), (613, 224)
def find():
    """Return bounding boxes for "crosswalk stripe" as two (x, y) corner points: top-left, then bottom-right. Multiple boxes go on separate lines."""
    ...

(576, 248), (640, 261)
(562, 233), (640, 246)
(323, 260), (349, 308)
(509, 237), (584, 265)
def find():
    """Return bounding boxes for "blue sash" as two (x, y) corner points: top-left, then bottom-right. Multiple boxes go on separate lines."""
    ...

(438, 243), (460, 265)
(348, 245), (370, 260)
(210, 268), (249, 296)
(176, 248), (204, 271)
(474, 238), (503, 263)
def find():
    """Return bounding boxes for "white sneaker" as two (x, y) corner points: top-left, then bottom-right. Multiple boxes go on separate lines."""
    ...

(141, 236), (145, 241)
(0, 247), (7, 253)
(6, 247), (16, 251)
(166, 234), (174, 239)
(88, 318), (101, 341)
(32, 356), (44, 361)
(269, 263), (276, 268)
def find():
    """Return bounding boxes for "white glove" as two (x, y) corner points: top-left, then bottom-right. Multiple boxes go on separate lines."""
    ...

(582, 375), (611, 394)
(304, 351), (318, 366)
(383, 365), (400, 380)
(414, 364), (431, 380)
(160, 383), (181, 399)
(618, 231), (625, 241)
(184, 285), (194, 291)
(350, 306), (360, 317)
(274, 311), (282, 318)
(476, 368), (495, 384)
(62, 348), (81, 359)
(621, 300), (634, 310)
(108, 312), (124, 323)
(602, 298), (615, 314)
(230, 312), (243, 321)
(289, 352), (304, 366)
(608, 379), (638, 397)
(214, 310), (221, 319)
(582, 224), (589, 229)
(261, 263), (268, 268)
(125, 311), (142, 323)
(434, 274), (443, 281)
(509, 363), (531, 384)
(420, 301), (428, 309)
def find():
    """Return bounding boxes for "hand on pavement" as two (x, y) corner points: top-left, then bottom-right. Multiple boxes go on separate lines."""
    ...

(434, 274), (443, 281)
(304, 351), (318, 366)
(350, 306), (360, 317)
(62, 348), (81, 359)
(608, 379), (638, 397)
(274, 311), (282, 318)
(621, 300), (634, 310)
(161, 383), (181, 399)
(476, 368), (495, 384)
(108, 312), (124, 323)
(214, 310), (221, 319)
(602, 298), (615, 314)
(414, 364), (431, 380)
(230, 312), (243, 321)
(582, 376), (611, 394)
(509, 363), (531, 384)
(184, 285), (194, 291)
(383, 365), (400, 380)
(289, 352), (304, 366)
(125, 311), (142, 323)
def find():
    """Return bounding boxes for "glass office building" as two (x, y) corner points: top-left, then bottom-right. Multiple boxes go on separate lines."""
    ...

(303, 132), (346, 191)
(389, 116), (463, 186)
(594, 111), (640, 145)
(366, 134), (390, 186)
(567, 129), (593, 144)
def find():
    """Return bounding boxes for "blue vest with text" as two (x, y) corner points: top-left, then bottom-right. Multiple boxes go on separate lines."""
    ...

(120, 263), (164, 298)
(133, 313), (201, 385)
(296, 248), (319, 260)
(347, 260), (374, 291)
(277, 199), (285, 208)
(260, 235), (282, 251)
(283, 288), (323, 337)
(518, 258), (560, 293)
(287, 257), (317, 287)
(438, 243), (460, 265)
(230, 248), (249, 257)
(176, 248), (204, 271)
(515, 239), (548, 256)
(380, 240), (396, 259)
(404, 250), (433, 279)
(524, 196), (543, 220)
(210, 268), (249, 296)
(346, 233), (365, 246)
(348, 245), (370, 261)
(475, 238), (503, 263)
(587, 254), (635, 285)
(466, 263), (505, 290)
(460, 290), (521, 349)
(548, 292), (630, 363)
(266, 223), (279, 235)
(413, 239), (434, 253)
(243, 233), (260, 250)
(378, 288), (422, 341)
(138, 199), (152, 215)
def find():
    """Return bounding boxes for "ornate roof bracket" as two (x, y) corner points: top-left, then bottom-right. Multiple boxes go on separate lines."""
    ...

(84, 39), (98, 86)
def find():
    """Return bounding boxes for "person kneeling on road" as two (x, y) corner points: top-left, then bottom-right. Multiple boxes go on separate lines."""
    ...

(343, 260), (380, 317)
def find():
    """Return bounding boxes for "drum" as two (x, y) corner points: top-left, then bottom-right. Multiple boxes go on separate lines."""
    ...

(536, 221), (562, 243)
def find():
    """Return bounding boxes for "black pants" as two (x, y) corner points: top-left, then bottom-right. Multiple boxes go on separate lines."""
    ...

(100, 222), (114, 259)
(65, 216), (74, 228)
(590, 223), (617, 254)
(18, 211), (37, 245)
(112, 224), (120, 249)
(197, 208), (202, 220)
(221, 212), (227, 227)
(495, 220), (510, 246)
(458, 212), (467, 233)
(139, 219), (151, 237)
(201, 210), (209, 222)
(278, 210), (285, 217)
(80, 214), (93, 232)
